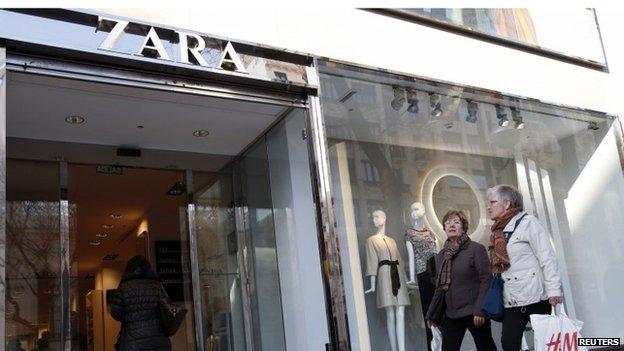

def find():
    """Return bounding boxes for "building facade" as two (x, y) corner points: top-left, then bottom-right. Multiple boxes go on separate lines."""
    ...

(1, 7), (622, 351)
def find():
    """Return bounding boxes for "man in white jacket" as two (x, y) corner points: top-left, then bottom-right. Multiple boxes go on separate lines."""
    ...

(486, 184), (563, 351)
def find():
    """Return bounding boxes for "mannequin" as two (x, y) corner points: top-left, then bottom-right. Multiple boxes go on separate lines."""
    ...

(405, 202), (438, 351)
(365, 210), (410, 351)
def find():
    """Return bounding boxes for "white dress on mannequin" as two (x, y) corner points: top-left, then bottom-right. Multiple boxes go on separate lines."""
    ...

(364, 210), (410, 351)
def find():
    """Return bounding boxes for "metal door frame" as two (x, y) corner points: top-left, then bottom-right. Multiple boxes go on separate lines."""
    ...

(0, 43), (7, 350)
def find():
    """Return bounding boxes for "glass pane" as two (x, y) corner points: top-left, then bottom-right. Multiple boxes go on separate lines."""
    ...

(193, 170), (246, 350)
(403, 8), (606, 65)
(5, 159), (61, 351)
(265, 110), (329, 350)
(319, 61), (619, 349)
(239, 139), (286, 351)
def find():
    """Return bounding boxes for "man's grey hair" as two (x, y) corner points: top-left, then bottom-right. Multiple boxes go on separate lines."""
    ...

(487, 184), (524, 210)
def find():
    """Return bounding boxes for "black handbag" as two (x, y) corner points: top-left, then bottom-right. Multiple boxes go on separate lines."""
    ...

(159, 285), (188, 336)
(427, 289), (446, 324)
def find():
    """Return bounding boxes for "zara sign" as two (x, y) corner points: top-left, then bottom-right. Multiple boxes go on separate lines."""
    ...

(97, 16), (247, 74)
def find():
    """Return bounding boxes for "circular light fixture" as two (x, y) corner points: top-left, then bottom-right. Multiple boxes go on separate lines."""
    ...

(420, 165), (489, 245)
(89, 241), (101, 246)
(193, 130), (210, 137)
(110, 213), (122, 219)
(102, 224), (114, 229)
(96, 233), (108, 238)
(65, 115), (86, 124)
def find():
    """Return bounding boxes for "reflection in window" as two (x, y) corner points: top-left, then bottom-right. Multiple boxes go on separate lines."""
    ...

(362, 161), (381, 183)
(411, 8), (538, 43)
(401, 8), (605, 65)
(5, 160), (61, 351)
(320, 61), (619, 350)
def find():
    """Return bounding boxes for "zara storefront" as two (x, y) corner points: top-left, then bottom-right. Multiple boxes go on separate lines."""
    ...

(1, 8), (624, 351)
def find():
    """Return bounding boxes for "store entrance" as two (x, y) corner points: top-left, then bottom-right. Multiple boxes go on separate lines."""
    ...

(4, 68), (327, 351)
(67, 164), (194, 351)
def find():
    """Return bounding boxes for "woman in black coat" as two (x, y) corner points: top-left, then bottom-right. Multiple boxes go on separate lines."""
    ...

(110, 255), (171, 351)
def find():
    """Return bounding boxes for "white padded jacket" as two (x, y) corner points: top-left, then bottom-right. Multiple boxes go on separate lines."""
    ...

(501, 212), (562, 308)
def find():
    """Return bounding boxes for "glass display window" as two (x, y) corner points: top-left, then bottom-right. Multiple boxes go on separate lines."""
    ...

(319, 61), (622, 350)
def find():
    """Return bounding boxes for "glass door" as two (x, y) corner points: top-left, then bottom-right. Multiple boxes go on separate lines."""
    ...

(189, 108), (330, 351)
(5, 159), (63, 351)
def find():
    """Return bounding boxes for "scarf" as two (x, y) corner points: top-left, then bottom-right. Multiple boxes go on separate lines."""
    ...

(435, 233), (470, 291)
(489, 208), (522, 273)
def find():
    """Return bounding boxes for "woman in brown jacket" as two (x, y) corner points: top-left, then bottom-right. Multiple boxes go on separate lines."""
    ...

(426, 210), (497, 351)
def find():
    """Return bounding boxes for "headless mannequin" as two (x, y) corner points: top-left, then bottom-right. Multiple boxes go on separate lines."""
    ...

(365, 210), (405, 351)
(406, 202), (427, 285)
(405, 202), (437, 351)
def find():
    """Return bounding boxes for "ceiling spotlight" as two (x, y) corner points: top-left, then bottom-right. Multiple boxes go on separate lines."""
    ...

(96, 233), (108, 238)
(103, 253), (119, 261)
(89, 241), (101, 246)
(166, 181), (186, 196)
(193, 130), (210, 137)
(406, 88), (419, 114)
(511, 108), (525, 129)
(102, 224), (114, 229)
(110, 213), (122, 219)
(496, 105), (510, 127)
(587, 121), (599, 130)
(465, 100), (478, 123)
(391, 86), (406, 111)
(65, 115), (86, 124)
(429, 93), (443, 117)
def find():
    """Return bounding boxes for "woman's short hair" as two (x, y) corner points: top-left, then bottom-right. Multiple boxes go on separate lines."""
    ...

(442, 210), (469, 233)
(487, 184), (524, 210)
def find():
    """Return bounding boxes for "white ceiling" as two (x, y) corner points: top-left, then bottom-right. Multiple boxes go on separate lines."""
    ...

(7, 71), (286, 156)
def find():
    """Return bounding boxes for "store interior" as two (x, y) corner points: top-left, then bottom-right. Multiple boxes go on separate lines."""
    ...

(4, 70), (291, 351)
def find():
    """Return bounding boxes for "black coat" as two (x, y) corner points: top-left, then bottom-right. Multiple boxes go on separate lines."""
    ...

(110, 274), (171, 351)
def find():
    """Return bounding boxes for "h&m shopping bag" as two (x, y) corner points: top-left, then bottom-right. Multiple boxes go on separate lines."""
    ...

(430, 325), (442, 351)
(530, 304), (587, 351)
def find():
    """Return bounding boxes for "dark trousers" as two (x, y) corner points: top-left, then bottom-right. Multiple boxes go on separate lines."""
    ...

(501, 300), (551, 351)
(418, 270), (436, 351)
(441, 315), (497, 351)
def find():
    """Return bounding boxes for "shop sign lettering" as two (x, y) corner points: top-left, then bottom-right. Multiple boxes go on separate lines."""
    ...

(97, 16), (247, 74)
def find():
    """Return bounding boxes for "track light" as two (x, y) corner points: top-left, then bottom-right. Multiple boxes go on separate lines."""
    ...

(166, 181), (186, 196)
(465, 100), (478, 123)
(406, 89), (419, 114)
(495, 105), (510, 127)
(587, 121), (599, 130)
(391, 86), (406, 111)
(429, 93), (442, 117)
(511, 108), (525, 129)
